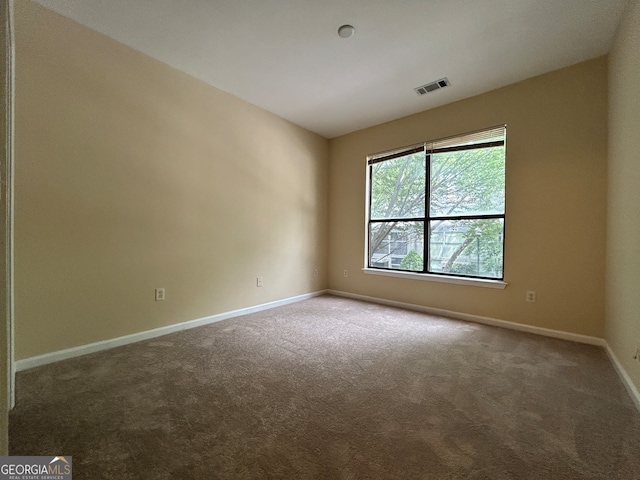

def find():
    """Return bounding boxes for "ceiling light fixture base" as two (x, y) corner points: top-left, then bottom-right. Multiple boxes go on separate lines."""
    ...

(338, 25), (355, 38)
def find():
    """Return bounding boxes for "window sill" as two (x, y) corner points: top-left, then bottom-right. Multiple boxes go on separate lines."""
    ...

(361, 268), (507, 289)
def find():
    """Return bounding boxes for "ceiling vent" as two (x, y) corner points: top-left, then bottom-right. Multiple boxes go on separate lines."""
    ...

(414, 78), (450, 96)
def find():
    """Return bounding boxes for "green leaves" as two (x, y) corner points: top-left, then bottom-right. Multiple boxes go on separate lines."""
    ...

(399, 250), (423, 271)
(371, 152), (425, 220)
(430, 146), (505, 217)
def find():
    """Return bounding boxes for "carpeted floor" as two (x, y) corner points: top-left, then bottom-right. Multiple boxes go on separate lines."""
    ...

(9, 295), (640, 479)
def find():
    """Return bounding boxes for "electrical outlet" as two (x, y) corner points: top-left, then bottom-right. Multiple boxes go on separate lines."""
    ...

(256, 276), (263, 287)
(526, 291), (536, 303)
(155, 288), (165, 302)
(344, 269), (349, 277)
(314, 269), (319, 277)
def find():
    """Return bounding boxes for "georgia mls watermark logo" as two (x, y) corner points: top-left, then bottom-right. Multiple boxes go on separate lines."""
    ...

(0, 456), (72, 479)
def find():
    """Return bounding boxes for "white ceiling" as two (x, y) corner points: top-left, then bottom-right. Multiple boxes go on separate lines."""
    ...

(33, 0), (629, 138)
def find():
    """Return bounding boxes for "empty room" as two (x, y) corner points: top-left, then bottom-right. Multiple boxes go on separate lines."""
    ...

(1, 0), (640, 478)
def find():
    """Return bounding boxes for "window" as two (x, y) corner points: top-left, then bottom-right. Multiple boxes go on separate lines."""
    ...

(366, 125), (506, 280)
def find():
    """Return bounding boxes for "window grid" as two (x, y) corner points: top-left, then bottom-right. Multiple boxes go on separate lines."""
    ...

(366, 126), (506, 281)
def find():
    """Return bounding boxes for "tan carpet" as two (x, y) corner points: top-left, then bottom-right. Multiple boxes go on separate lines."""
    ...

(10, 295), (640, 479)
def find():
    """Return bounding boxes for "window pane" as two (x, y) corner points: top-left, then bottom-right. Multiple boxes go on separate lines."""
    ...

(429, 218), (504, 278)
(370, 152), (426, 220)
(430, 145), (505, 217)
(369, 222), (424, 271)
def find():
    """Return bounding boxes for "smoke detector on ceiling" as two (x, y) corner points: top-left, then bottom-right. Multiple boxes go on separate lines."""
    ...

(414, 78), (451, 96)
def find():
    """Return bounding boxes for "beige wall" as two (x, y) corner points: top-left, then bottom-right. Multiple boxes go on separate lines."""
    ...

(606, 0), (640, 393)
(328, 57), (608, 338)
(14, 0), (329, 360)
(0, 0), (9, 456)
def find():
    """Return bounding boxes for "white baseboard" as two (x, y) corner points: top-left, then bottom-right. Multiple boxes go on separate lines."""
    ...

(16, 288), (640, 414)
(15, 290), (328, 372)
(328, 289), (640, 413)
(603, 342), (640, 413)
(327, 290), (605, 346)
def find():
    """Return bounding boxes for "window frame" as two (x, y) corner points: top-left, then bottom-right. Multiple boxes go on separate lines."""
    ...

(365, 125), (506, 282)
